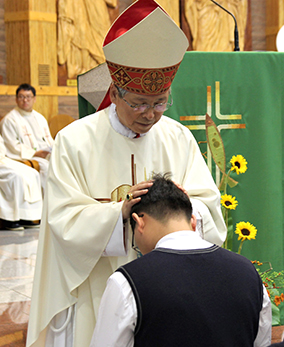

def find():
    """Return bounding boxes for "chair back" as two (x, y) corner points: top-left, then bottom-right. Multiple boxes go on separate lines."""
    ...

(49, 114), (75, 139)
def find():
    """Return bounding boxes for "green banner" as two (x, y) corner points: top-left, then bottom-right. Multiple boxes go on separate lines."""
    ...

(165, 51), (284, 272)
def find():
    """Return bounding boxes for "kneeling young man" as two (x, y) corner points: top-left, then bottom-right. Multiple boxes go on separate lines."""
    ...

(91, 173), (271, 347)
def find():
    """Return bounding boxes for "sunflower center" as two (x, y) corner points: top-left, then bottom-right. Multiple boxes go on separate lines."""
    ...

(234, 161), (241, 168)
(225, 201), (232, 206)
(241, 228), (250, 236)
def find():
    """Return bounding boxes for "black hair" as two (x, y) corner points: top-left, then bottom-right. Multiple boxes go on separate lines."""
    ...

(130, 173), (192, 232)
(16, 83), (36, 97)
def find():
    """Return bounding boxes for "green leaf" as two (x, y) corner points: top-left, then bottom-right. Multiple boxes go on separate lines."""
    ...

(271, 302), (281, 326)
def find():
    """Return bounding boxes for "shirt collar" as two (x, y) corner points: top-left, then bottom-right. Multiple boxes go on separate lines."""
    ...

(108, 103), (147, 139)
(16, 106), (33, 117)
(155, 230), (213, 250)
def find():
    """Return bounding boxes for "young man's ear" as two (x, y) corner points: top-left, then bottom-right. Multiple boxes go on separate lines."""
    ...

(191, 214), (197, 231)
(132, 213), (145, 234)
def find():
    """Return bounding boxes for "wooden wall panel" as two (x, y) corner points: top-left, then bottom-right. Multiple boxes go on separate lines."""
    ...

(0, 92), (79, 121)
(5, 21), (30, 84)
(4, 0), (58, 119)
(4, 0), (29, 12)
(29, 21), (57, 86)
(0, 2), (5, 83)
(34, 95), (58, 121)
(251, 0), (266, 50)
(30, 2), (56, 12)
(4, 2), (57, 86)
(58, 96), (79, 120)
(0, 95), (15, 120)
(266, 0), (284, 50)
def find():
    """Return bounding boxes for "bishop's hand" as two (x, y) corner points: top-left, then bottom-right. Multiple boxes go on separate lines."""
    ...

(122, 180), (153, 221)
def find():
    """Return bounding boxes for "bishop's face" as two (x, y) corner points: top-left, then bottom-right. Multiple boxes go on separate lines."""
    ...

(109, 84), (170, 134)
(16, 90), (36, 112)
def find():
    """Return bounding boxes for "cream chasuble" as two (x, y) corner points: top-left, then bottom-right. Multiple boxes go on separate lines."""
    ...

(27, 106), (226, 347)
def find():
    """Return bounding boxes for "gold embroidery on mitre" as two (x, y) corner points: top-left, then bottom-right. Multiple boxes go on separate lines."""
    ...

(113, 68), (132, 87)
(107, 60), (180, 95)
(142, 70), (165, 93)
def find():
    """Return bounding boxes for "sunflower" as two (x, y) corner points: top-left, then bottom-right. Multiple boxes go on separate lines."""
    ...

(235, 221), (257, 241)
(221, 194), (238, 210)
(230, 155), (248, 175)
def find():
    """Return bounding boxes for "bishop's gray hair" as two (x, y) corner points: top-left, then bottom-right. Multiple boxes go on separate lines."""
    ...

(115, 85), (128, 97)
(115, 84), (171, 99)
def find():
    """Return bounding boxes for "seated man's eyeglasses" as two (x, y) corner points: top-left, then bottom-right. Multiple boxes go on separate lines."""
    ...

(17, 95), (34, 100)
(116, 86), (173, 113)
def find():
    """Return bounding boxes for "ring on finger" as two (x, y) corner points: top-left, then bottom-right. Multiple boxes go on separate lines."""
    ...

(126, 192), (134, 201)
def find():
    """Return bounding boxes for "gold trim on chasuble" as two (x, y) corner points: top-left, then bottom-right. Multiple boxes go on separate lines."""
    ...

(106, 60), (180, 94)
(111, 184), (132, 202)
(95, 155), (137, 203)
(96, 185), (131, 203)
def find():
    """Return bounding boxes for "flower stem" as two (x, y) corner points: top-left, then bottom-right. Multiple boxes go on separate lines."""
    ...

(223, 169), (231, 195)
(224, 209), (229, 249)
(238, 240), (244, 254)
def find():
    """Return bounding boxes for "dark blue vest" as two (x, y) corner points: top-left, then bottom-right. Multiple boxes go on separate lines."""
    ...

(117, 245), (263, 347)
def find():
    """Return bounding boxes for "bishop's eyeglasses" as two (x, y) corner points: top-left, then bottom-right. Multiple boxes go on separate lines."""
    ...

(116, 85), (173, 113)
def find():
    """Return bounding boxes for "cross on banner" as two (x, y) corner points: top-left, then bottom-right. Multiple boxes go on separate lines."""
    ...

(179, 81), (246, 187)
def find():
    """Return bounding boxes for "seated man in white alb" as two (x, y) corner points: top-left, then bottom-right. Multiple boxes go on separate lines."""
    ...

(0, 83), (54, 190)
(0, 135), (42, 230)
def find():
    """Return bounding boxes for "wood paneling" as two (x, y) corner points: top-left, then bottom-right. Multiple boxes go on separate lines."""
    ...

(4, 1), (57, 86)
(4, 0), (55, 12)
(0, 3), (5, 83)
(4, 0), (29, 12)
(29, 21), (57, 86)
(0, 85), (77, 96)
(0, 95), (79, 121)
(34, 96), (58, 121)
(0, 95), (15, 120)
(266, 0), (284, 50)
(58, 96), (79, 120)
(0, 85), (78, 121)
(4, 0), (58, 119)
(4, 11), (57, 22)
